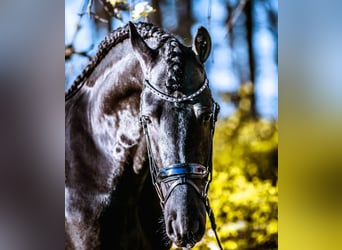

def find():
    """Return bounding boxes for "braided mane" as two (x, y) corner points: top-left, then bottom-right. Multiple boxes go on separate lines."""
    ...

(164, 38), (183, 91)
(65, 22), (185, 100)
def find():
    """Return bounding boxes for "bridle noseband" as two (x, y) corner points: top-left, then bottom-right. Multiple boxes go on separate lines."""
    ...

(140, 77), (223, 250)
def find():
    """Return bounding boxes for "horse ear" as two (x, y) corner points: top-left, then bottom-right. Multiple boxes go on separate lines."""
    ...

(129, 22), (154, 68)
(192, 26), (212, 63)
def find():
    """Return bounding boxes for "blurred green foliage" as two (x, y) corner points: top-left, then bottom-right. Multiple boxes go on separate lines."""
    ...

(193, 99), (278, 250)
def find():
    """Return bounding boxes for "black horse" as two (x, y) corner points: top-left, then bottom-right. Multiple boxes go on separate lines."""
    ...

(65, 22), (220, 250)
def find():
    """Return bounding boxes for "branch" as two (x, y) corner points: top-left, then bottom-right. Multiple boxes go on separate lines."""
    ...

(65, 44), (94, 61)
(227, 0), (249, 33)
(78, 11), (109, 23)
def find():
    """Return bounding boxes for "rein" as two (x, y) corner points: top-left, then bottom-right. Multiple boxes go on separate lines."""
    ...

(140, 78), (223, 250)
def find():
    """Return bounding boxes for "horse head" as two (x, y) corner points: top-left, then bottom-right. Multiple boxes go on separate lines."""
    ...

(129, 22), (218, 248)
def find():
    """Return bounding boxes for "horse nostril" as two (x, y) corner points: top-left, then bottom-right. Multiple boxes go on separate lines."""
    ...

(176, 233), (182, 241)
(175, 232), (196, 248)
(165, 211), (205, 247)
(167, 219), (174, 237)
(166, 212), (178, 241)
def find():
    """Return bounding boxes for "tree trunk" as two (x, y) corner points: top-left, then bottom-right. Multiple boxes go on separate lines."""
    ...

(244, 0), (257, 118)
(173, 0), (194, 46)
(150, 0), (162, 27)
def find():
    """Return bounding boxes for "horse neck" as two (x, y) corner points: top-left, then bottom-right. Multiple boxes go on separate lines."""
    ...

(88, 42), (145, 159)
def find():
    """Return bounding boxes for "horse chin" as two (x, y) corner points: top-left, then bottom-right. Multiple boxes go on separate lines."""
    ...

(163, 186), (206, 248)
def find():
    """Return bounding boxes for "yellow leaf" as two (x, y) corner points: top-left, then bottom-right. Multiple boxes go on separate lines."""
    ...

(108, 0), (126, 6)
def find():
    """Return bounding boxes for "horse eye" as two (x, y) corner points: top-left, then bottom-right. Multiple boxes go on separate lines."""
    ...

(201, 113), (212, 122)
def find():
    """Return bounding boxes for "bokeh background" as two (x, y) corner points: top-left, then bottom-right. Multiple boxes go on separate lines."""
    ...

(65, 1), (278, 249)
(1, 0), (342, 250)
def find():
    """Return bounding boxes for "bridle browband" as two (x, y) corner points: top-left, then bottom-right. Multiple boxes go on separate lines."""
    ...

(144, 78), (209, 103)
(140, 77), (223, 250)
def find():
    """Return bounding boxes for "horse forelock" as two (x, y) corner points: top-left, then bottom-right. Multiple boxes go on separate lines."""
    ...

(65, 22), (176, 100)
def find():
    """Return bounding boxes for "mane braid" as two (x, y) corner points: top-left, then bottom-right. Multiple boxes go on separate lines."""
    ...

(65, 22), (176, 100)
(164, 39), (183, 92)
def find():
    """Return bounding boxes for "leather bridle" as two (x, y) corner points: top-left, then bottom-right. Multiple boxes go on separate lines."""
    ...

(140, 77), (223, 250)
